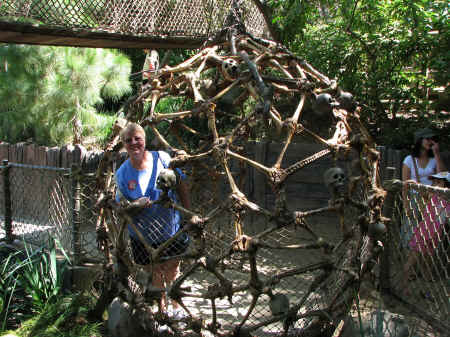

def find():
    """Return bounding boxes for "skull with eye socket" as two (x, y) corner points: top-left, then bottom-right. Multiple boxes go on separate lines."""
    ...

(312, 93), (339, 117)
(157, 168), (178, 191)
(221, 58), (240, 82)
(323, 167), (346, 200)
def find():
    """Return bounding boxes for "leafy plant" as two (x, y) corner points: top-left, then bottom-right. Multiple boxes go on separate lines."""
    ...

(0, 239), (71, 332)
(20, 240), (71, 312)
(0, 248), (26, 332)
(5, 293), (102, 337)
(265, 0), (449, 148)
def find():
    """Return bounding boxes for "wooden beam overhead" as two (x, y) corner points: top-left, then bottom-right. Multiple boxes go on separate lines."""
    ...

(0, 22), (204, 49)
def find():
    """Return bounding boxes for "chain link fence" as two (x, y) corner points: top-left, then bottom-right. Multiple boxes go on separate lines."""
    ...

(380, 178), (449, 335)
(1, 160), (449, 335)
(0, 161), (104, 264)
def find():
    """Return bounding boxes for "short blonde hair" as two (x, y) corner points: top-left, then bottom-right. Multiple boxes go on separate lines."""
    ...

(120, 123), (146, 143)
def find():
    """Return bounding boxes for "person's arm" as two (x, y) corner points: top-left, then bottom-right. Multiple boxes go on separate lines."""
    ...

(431, 140), (446, 173)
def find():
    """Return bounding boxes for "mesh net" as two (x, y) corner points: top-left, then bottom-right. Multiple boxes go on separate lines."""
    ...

(387, 182), (449, 326)
(0, 0), (270, 42)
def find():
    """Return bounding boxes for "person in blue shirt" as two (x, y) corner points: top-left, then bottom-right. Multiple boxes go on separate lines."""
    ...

(115, 122), (190, 317)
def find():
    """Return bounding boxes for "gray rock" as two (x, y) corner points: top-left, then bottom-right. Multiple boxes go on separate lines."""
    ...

(107, 297), (134, 337)
(340, 310), (417, 337)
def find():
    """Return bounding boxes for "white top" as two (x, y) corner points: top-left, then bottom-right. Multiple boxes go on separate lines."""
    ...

(138, 151), (171, 192)
(403, 155), (437, 186)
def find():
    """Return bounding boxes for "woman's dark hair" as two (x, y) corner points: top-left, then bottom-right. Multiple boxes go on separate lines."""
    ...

(411, 138), (434, 158)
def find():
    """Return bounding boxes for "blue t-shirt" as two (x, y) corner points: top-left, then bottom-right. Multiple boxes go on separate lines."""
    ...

(115, 151), (185, 245)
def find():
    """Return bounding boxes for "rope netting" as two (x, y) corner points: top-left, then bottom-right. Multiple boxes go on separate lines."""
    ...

(90, 29), (401, 337)
(383, 181), (449, 330)
(0, 0), (270, 43)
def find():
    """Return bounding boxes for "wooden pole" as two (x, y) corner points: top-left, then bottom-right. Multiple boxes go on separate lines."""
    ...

(2, 159), (13, 243)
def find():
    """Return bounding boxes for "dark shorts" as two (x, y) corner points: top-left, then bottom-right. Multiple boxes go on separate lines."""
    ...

(130, 234), (189, 265)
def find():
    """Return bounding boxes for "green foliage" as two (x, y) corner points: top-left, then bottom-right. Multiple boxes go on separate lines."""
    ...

(0, 248), (27, 332)
(14, 294), (101, 337)
(0, 240), (70, 332)
(267, 0), (449, 148)
(0, 44), (132, 146)
(20, 241), (71, 311)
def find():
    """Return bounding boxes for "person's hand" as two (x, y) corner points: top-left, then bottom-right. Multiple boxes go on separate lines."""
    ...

(431, 140), (440, 156)
(135, 197), (152, 208)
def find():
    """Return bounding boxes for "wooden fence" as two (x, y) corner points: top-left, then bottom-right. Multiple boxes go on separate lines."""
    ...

(0, 141), (449, 226)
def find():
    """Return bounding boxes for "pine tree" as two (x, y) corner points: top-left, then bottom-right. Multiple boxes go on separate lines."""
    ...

(0, 44), (132, 146)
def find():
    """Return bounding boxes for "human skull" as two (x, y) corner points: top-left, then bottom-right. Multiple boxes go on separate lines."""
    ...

(313, 93), (337, 116)
(157, 168), (177, 191)
(268, 293), (289, 316)
(221, 58), (239, 81)
(323, 167), (346, 192)
(337, 91), (355, 112)
(368, 222), (386, 238)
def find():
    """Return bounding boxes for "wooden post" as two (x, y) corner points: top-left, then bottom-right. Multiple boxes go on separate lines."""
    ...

(71, 164), (82, 265)
(2, 159), (13, 243)
(379, 166), (397, 294)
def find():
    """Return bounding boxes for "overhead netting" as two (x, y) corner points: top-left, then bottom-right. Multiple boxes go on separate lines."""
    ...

(91, 31), (445, 336)
(0, 0), (270, 40)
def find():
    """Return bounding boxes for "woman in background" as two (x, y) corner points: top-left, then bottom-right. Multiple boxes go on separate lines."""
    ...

(401, 128), (446, 246)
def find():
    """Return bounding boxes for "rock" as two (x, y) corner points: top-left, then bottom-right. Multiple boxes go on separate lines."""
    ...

(340, 310), (415, 337)
(107, 297), (134, 337)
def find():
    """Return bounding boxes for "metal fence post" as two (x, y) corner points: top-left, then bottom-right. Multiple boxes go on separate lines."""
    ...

(71, 164), (82, 265)
(2, 159), (13, 243)
(379, 166), (397, 294)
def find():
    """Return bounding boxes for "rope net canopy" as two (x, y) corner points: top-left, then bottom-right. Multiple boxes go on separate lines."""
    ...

(0, 0), (271, 48)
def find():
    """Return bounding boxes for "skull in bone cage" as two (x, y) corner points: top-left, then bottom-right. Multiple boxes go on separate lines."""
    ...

(221, 58), (240, 82)
(337, 90), (356, 112)
(157, 168), (177, 191)
(312, 93), (338, 116)
(323, 167), (346, 197)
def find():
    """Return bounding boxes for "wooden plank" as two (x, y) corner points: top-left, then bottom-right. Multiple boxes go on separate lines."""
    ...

(37, 146), (47, 166)
(9, 142), (25, 163)
(286, 182), (330, 200)
(24, 143), (36, 164)
(71, 144), (86, 167)
(0, 21), (203, 49)
(46, 147), (60, 167)
(60, 144), (74, 168)
(8, 144), (17, 163)
(0, 142), (9, 162)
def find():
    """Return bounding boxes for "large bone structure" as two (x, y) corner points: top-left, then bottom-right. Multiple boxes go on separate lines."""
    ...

(93, 30), (386, 336)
